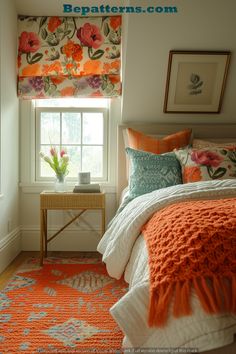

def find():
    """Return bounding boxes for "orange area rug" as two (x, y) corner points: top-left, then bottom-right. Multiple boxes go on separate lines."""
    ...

(0, 257), (127, 353)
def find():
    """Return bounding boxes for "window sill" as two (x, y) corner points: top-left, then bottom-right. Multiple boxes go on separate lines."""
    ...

(19, 182), (116, 194)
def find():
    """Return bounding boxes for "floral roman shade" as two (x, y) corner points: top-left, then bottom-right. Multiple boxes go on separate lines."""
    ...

(17, 16), (121, 99)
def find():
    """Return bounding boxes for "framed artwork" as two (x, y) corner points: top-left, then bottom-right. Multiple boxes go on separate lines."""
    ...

(163, 50), (231, 113)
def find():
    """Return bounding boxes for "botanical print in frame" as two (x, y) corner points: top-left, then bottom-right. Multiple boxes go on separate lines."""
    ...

(164, 51), (231, 113)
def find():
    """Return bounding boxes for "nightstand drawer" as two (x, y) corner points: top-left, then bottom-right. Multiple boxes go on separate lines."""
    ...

(40, 192), (105, 209)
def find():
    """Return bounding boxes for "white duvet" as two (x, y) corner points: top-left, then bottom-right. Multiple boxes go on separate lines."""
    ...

(97, 180), (236, 352)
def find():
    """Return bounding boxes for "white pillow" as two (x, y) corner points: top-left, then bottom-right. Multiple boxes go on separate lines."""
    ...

(192, 138), (236, 149)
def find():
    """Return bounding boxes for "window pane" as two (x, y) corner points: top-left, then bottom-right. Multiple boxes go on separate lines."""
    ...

(62, 113), (81, 144)
(37, 107), (107, 181)
(40, 145), (60, 177)
(41, 112), (60, 144)
(83, 113), (103, 144)
(82, 146), (103, 178)
(65, 146), (81, 178)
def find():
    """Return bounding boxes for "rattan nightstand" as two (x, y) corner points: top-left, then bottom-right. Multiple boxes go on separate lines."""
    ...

(40, 192), (105, 265)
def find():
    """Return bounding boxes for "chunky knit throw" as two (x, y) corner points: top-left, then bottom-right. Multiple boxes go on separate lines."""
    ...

(142, 198), (236, 327)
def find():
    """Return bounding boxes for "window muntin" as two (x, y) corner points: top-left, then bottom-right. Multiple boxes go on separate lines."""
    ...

(36, 104), (108, 182)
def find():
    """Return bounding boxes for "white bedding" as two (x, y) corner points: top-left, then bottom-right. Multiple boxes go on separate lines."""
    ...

(97, 179), (236, 352)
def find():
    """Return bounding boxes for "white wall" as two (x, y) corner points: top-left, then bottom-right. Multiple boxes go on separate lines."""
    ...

(15, 0), (125, 16)
(122, 0), (236, 124)
(0, 0), (20, 272)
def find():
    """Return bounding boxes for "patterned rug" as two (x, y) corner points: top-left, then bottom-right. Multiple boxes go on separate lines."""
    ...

(0, 257), (127, 353)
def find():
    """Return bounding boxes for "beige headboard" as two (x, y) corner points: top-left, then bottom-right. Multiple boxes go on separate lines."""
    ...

(117, 122), (236, 203)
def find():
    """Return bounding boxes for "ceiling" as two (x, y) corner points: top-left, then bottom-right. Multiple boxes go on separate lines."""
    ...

(15, 0), (126, 16)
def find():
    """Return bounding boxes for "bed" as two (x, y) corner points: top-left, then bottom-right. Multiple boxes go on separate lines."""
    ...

(98, 123), (236, 354)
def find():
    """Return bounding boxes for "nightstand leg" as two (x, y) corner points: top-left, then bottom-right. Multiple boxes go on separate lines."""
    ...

(44, 210), (48, 257)
(40, 209), (44, 266)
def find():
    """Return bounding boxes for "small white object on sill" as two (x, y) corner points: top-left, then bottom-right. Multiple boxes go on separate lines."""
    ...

(78, 172), (91, 185)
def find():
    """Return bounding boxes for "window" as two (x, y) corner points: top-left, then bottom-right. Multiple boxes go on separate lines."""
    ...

(35, 99), (108, 182)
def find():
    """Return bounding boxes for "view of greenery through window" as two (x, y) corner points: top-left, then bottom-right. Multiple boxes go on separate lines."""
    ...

(36, 99), (108, 181)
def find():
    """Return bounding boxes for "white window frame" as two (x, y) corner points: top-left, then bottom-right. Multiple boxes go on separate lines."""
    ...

(0, 44), (2, 198)
(19, 98), (121, 194)
(35, 106), (108, 182)
(0, 96), (2, 198)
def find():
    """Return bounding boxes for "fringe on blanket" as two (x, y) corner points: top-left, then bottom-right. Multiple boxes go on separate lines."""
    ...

(148, 275), (236, 327)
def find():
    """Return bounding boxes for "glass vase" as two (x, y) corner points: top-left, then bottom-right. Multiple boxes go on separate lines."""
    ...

(54, 175), (67, 193)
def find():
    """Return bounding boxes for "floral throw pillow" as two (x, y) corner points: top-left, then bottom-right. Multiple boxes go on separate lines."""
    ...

(175, 147), (236, 183)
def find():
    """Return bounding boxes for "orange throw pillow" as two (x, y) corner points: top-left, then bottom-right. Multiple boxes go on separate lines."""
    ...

(127, 128), (192, 154)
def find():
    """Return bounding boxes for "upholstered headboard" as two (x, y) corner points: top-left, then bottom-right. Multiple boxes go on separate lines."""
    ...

(117, 122), (236, 203)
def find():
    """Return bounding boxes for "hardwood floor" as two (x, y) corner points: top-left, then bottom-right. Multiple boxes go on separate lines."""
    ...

(0, 251), (100, 291)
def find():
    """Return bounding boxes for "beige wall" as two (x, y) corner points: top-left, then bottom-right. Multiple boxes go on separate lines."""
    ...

(15, 0), (126, 16)
(122, 0), (236, 124)
(0, 0), (20, 272)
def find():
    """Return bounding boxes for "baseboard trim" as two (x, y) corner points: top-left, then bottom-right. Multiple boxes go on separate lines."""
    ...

(22, 223), (101, 232)
(0, 227), (21, 273)
(0, 223), (104, 272)
(21, 227), (102, 251)
(0, 227), (21, 250)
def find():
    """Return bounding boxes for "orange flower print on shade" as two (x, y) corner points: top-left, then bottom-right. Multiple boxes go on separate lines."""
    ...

(61, 40), (83, 62)
(110, 16), (122, 30)
(183, 166), (202, 183)
(65, 63), (74, 71)
(18, 31), (40, 53)
(109, 75), (120, 84)
(48, 17), (62, 32)
(50, 76), (66, 85)
(77, 23), (103, 49)
(102, 60), (120, 74)
(22, 63), (41, 76)
(83, 60), (101, 75)
(60, 86), (76, 97)
(90, 90), (103, 97)
(42, 61), (62, 75)
(17, 16), (121, 98)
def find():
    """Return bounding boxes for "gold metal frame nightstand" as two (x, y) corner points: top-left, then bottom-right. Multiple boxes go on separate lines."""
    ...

(40, 192), (105, 265)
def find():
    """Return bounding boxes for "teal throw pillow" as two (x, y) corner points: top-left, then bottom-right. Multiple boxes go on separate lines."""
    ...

(126, 147), (182, 199)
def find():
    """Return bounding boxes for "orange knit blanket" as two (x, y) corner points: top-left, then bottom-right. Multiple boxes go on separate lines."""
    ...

(142, 197), (236, 327)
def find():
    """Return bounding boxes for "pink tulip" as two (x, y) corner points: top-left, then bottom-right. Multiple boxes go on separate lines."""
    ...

(39, 147), (69, 177)
(50, 147), (57, 157)
(60, 149), (66, 158)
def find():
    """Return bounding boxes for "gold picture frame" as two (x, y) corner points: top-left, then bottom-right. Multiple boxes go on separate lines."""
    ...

(163, 50), (231, 113)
